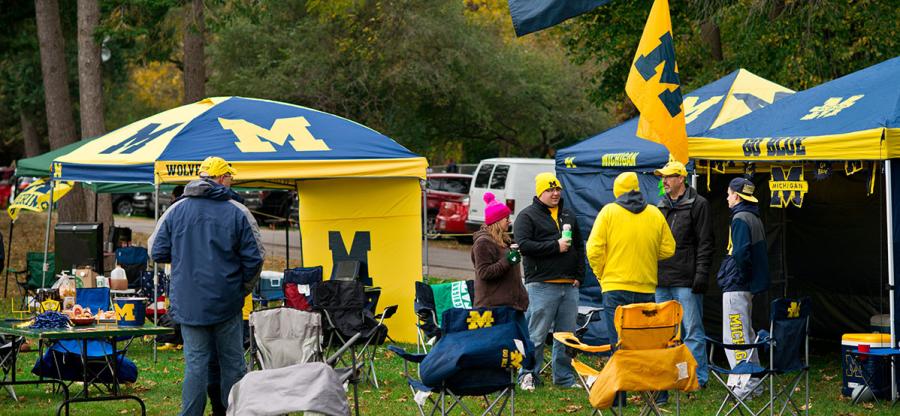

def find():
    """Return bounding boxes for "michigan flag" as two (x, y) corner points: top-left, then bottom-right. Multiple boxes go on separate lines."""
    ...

(7, 179), (74, 221)
(625, 0), (688, 163)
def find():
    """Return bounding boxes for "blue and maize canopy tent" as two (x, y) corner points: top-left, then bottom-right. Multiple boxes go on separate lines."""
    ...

(556, 69), (793, 306)
(46, 96), (427, 342)
(688, 56), (900, 349)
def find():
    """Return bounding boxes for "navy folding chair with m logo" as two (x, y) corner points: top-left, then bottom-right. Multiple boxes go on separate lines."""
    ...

(707, 297), (811, 416)
(390, 306), (533, 416)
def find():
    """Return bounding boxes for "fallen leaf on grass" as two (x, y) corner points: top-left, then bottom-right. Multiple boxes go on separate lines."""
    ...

(862, 402), (875, 409)
(799, 403), (812, 410)
(397, 397), (407, 403)
(822, 374), (835, 381)
(162, 366), (169, 374)
(563, 404), (582, 413)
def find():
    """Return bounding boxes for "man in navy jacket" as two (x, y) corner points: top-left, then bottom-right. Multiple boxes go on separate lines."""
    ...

(717, 177), (769, 399)
(150, 157), (264, 416)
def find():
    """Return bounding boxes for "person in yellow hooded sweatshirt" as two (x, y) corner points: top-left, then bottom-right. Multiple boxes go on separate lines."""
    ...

(586, 171), (676, 405)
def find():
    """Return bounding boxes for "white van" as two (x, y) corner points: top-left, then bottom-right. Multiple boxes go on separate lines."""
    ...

(466, 158), (555, 231)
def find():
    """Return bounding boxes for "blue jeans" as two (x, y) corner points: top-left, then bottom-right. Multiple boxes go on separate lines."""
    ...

(180, 314), (246, 416)
(522, 282), (578, 386)
(656, 287), (708, 386)
(602, 290), (656, 348)
(603, 290), (656, 405)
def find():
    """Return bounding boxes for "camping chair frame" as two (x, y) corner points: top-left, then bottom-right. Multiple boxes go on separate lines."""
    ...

(319, 302), (397, 389)
(8, 252), (55, 308)
(707, 298), (810, 416)
(389, 345), (517, 416)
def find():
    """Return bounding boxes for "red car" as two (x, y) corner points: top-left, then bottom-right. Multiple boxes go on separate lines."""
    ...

(425, 173), (472, 237)
(0, 167), (13, 208)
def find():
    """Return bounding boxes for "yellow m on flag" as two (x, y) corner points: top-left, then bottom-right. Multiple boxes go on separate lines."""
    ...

(625, 0), (688, 163)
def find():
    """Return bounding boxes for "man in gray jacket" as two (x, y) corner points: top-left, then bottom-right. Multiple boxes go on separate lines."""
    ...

(654, 161), (713, 404)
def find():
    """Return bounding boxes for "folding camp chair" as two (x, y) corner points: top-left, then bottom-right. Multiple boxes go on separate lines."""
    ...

(114, 246), (148, 290)
(413, 280), (475, 353)
(554, 301), (700, 415)
(0, 335), (24, 400)
(707, 297), (811, 416)
(283, 266), (322, 311)
(390, 306), (532, 416)
(8, 252), (55, 305)
(229, 307), (362, 416)
(314, 278), (397, 388)
(32, 287), (140, 398)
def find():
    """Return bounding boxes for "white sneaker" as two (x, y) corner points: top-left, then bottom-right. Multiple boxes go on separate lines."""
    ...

(519, 374), (535, 392)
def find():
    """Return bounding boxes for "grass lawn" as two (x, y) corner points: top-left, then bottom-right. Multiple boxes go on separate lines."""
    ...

(0, 335), (896, 415)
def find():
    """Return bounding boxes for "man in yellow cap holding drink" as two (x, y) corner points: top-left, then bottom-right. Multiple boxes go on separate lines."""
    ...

(513, 172), (584, 391)
(150, 156), (264, 416)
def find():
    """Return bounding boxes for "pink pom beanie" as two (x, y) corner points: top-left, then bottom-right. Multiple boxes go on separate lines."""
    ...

(483, 192), (511, 225)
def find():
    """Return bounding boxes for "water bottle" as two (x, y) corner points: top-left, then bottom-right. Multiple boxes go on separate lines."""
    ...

(507, 244), (521, 264)
(562, 224), (572, 242)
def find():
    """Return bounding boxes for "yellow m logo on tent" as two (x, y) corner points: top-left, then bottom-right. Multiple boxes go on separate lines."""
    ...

(53, 163), (62, 178)
(114, 302), (135, 321)
(466, 310), (494, 330)
(801, 95), (864, 120)
(219, 116), (331, 153)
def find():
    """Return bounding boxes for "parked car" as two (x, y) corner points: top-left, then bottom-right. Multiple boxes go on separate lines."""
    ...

(465, 158), (555, 232)
(425, 173), (473, 237)
(112, 190), (263, 217)
(435, 199), (469, 240)
(0, 167), (13, 208)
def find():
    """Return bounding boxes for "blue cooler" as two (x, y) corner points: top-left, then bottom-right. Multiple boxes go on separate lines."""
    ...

(255, 271), (285, 302)
(114, 297), (147, 327)
(841, 333), (892, 399)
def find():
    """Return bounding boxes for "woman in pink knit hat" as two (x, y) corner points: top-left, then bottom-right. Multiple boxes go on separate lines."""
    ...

(470, 192), (528, 311)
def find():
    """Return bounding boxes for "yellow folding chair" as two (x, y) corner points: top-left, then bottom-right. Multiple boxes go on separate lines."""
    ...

(554, 300), (700, 415)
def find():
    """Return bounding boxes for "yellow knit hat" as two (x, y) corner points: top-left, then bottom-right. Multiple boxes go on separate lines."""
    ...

(535, 172), (562, 196)
(613, 172), (640, 198)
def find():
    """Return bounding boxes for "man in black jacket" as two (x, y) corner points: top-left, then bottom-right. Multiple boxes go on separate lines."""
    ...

(513, 172), (584, 391)
(654, 161), (713, 401)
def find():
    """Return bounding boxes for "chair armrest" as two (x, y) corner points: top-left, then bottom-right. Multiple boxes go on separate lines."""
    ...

(553, 332), (612, 353)
(387, 345), (427, 363)
(705, 335), (771, 350)
(376, 304), (399, 321)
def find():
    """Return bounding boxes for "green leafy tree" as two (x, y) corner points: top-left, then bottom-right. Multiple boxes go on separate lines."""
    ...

(207, 0), (606, 161)
(564, 0), (899, 120)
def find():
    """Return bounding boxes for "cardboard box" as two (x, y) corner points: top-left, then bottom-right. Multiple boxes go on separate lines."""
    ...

(74, 268), (98, 288)
(109, 277), (128, 290)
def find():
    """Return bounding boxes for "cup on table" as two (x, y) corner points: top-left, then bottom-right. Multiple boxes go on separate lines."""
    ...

(858, 343), (870, 361)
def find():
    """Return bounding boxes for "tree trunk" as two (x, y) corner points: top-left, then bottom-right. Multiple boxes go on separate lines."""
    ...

(700, 20), (723, 62)
(20, 111), (44, 157)
(77, 0), (104, 138)
(78, 0), (113, 258)
(183, 0), (205, 104)
(35, 0), (87, 222)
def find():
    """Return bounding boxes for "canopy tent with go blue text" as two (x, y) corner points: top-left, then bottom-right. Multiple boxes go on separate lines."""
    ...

(689, 57), (900, 390)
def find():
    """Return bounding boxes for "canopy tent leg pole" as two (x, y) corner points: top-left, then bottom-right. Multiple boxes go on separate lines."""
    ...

(153, 183), (159, 363)
(421, 181), (428, 280)
(885, 160), (897, 402)
(41, 180), (56, 290)
(3, 221), (14, 297)
(690, 173), (697, 189)
(284, 214), (289, 267)
(93, 190), (98, 222)
(295, 182), (303, 267)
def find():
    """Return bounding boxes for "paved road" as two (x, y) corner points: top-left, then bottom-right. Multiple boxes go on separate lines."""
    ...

(115, 216), (475, 280)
